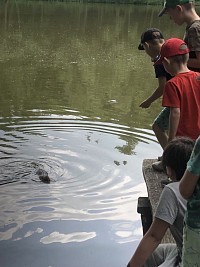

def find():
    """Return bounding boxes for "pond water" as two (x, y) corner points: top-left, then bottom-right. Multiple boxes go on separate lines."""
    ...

(0, 1), (191, 266)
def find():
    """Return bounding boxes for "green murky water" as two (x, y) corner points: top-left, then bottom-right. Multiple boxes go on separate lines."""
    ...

(0, 2), (191, 266)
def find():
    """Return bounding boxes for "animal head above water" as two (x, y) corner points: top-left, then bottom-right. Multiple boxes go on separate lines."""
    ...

(36, 169), (50, 184)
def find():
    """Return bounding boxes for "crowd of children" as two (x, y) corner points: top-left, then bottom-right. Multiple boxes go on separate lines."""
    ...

(127, 0), (200, 266)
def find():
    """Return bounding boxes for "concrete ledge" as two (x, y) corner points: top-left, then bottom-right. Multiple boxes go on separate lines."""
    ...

(141, 159), (175, 243)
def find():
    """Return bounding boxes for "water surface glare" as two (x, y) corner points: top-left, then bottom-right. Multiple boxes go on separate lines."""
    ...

(0, 109), (160, 266)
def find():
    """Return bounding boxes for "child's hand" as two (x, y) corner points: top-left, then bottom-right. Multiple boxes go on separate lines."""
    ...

(139, 100), (151, 108)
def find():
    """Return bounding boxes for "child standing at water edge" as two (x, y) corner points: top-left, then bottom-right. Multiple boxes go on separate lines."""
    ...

(160, 38), (200, 143)
(179, 136), (200, 266)
(158, 0), (200, 72)
(127, 137), (194, 267)
(138, 28), (172, 169)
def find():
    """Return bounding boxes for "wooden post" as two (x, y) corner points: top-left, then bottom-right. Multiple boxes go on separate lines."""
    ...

(137, 196), (152, 235)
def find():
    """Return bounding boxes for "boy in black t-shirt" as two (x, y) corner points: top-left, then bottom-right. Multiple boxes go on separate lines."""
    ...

(138, 28), (172, 171)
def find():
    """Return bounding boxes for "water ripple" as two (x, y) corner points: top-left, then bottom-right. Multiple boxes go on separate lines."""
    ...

(0, 112), (156, 243)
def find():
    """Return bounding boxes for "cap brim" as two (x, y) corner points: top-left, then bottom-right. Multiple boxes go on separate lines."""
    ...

(138, 44), (144, 50)
(158, 7), (167, 17)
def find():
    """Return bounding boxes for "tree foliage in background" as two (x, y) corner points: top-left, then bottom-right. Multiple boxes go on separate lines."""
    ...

(2, 0), (200, 4)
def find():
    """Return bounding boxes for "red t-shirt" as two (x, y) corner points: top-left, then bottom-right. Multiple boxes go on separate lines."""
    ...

(162, 71), (200, 140)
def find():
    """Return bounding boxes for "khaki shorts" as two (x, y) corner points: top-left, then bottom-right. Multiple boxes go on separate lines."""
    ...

(182, 225), (200, 267)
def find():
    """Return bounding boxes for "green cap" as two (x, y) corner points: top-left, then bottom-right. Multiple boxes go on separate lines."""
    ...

(158, 0), (194, 17)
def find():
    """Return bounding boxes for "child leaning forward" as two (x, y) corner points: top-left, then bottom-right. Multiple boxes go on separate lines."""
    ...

(138, 28), (172, 171)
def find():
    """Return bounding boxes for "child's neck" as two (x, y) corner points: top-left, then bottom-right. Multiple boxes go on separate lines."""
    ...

(184, 9), (200, 26)
(151, 44), (163, 61)
(173, 64), (190, 76)
(151, 54), (160, 63)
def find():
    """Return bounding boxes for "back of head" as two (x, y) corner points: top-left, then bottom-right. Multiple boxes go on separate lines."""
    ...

(159, 38), (189, 62)
(138, 28), (164, 50)
(162, 137), (195, 180)
(158, 0), (195, 17)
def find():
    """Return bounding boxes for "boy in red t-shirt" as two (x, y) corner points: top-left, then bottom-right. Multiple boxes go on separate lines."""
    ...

(160, 38), (200, 145)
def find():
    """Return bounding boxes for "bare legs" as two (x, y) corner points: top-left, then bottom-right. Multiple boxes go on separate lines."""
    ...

(152, 122), (168, 150)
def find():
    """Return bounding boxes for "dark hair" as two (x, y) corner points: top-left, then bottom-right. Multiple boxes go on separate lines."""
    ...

(162, 137), (195, 180)
(138, 28), (164, 50)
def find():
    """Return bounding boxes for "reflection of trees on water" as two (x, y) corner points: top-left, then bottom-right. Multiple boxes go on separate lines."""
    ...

(115, 136), (137, 155)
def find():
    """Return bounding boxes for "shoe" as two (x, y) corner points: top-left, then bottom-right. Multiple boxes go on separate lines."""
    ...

(152, 161), (164, 172)
(161, 178), (172, 188)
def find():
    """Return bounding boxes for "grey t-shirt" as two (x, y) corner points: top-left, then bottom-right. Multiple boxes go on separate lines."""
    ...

(155, 182), (187, 254)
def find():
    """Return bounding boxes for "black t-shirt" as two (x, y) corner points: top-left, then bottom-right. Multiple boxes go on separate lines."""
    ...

(154, 64), (172, 81)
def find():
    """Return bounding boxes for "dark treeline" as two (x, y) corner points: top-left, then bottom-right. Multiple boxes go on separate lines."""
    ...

(31, 0), (200, 2)
(2, 0), (200, 5)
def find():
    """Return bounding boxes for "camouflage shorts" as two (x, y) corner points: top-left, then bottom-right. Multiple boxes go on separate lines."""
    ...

(182, 225), (200, 267)
(154, 107), (170, 131)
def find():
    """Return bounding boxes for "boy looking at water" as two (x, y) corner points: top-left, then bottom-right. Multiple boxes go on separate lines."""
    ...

(138, 29), (172, 170)
(127, 137), (194, 267)
(160, 38), (200, 144)
(158, 0), (200, 72)
(179, 136), (200, 266)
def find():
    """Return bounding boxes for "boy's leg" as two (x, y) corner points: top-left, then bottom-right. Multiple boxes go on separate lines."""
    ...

(152, 107), (170, 171)
(152, 107), (170, 150)
(144, 243), (179, 267)
(152, 123), (168, 150)
(182, 225), (200, 267)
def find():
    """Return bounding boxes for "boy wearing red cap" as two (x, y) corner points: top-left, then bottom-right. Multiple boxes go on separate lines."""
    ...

(160, 38), (200, 143)
(158, 0), (200, 72)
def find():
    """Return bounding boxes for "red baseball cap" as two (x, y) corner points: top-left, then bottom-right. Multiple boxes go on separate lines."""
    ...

(159, 38), (189, 61)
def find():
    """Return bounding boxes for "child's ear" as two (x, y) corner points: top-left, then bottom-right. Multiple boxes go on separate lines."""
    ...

(166, 166), (172, 177)
(176, 5), (183, 13)
(163, 57), (170, 64)
(143, 42), (149, 49)
(166, 166), (176, 181)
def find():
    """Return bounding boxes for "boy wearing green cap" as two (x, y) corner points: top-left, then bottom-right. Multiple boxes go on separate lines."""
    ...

(159, 0), (200, 72)
(179, 136), (200, 267)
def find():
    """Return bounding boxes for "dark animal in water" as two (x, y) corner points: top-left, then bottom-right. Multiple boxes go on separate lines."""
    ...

(36, 169), (50, 184)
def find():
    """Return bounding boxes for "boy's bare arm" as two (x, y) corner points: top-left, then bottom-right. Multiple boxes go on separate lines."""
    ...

(168, 107), (180, 142)
(179, 169), (199, 199)
(140, 76), (166, 108)
(187, 51), (200, 69)
(127, 218), (169, 267)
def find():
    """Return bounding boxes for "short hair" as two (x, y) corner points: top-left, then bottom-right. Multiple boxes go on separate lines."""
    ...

(182, 3), (194, 10)
(162, 137), (195, 180)
(170, 3), (194, 10)
(171, 53), (189, 65)
(148, 38), (165, 47)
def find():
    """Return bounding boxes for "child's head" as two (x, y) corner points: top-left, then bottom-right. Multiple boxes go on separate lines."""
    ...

(138, 28), (165, 58)
(162, 137), (195, 181)
(159, 38), (189, 75)
(158, 0), (196, 25)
